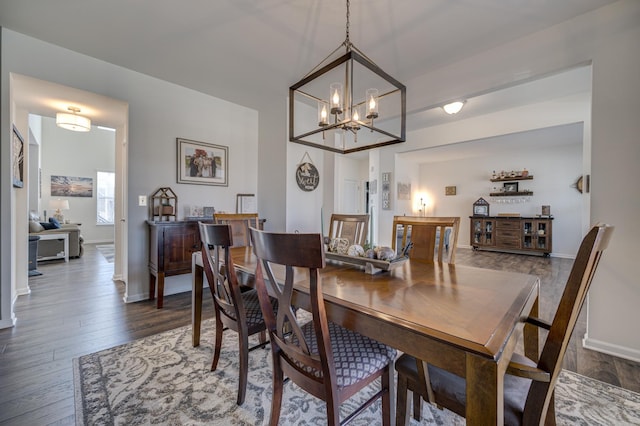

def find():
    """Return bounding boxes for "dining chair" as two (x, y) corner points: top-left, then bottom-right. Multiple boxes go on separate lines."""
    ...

(214, 213), (260, 247)
(198, 222), (276, 405)
(249, 228), (397, 426)
(395, 223), (614, 426)
(391, 216), (460, 263)
(327, 213), (369, 247)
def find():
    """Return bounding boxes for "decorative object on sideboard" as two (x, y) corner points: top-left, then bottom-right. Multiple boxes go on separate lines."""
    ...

(236, 194), (257, 213)
(176, 138), (228, 186)
(288, 0), (406, 154)
(49, 198), (70, 222)
(472, 197), (490, 216)
(150, 187), (177, 221)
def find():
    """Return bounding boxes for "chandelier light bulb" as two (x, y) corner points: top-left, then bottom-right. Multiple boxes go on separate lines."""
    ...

(366, 88), (379, 119)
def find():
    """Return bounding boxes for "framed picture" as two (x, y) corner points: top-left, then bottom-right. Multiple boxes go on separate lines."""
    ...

(177, 138), (228, 186)
(12, 125), (24, 188)
(51, 175), (93, 197)
(503, 182), (519, 193)
(236, 193), (257, 213)
(445, 186), (456, 196)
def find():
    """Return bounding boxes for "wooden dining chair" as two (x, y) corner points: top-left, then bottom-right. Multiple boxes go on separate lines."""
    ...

(328, 213), (369, 247)
(391, 216), (460, 263)
(214, 213), (259, 247)
(395, 223), (614, 426)
(198, 222), (276, 405)
(249, 228), (397, 426)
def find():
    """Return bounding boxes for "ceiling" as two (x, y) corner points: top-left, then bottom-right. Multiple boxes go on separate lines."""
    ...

(0, 0), (609, 133)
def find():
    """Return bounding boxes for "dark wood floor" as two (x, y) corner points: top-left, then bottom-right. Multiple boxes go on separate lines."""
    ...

(0, 244), (638, 425)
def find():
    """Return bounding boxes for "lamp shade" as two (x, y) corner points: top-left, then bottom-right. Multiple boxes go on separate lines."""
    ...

(49, 199), (70, 211)
(56, 112), (91, 132)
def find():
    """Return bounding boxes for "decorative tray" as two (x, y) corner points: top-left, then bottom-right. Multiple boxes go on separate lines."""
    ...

(325, 252), (408, 274)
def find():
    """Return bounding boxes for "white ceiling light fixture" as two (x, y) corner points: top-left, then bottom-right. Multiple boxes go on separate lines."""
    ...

(442, 101), (466, 115)
(289, 0), (406, 154)
(56, 106), (91, 132)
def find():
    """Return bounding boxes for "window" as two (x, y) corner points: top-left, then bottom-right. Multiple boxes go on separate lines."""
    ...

(97, 171), (115, 224)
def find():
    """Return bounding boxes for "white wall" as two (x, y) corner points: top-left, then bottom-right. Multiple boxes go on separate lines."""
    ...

(415, 124), (583, 257)
(2, 0), (639, 362)
(1, 28), (259, 307)
(40, 117), (115, 243)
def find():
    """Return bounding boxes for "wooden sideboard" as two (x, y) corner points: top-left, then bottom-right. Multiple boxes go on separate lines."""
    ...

(147, 218), (265, 308)
(147, 220), (208, 308)
(470, 216), (553, 256)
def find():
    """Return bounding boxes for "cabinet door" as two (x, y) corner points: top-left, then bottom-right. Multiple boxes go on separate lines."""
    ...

(534, 220), (551, 252)
(163, 224), (200, 275)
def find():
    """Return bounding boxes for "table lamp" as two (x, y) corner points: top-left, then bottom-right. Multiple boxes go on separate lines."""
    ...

(49, 199), (70, 222)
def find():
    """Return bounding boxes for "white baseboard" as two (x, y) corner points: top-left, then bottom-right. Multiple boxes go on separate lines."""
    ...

(582, 334), (640, 363)
(0, 315), (17, 329)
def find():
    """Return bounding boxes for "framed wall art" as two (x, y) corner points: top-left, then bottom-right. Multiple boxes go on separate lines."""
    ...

(177, 138), (228, 186)
(12, 125), (24, 188)
(51, 175), (93, 197)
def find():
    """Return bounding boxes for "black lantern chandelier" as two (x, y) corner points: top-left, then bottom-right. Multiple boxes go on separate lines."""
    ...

(289, 0), (406, 154)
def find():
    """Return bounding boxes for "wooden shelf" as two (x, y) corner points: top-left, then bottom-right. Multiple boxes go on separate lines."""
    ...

(490, 191), (533, 197)
(490, 175), (533, 182)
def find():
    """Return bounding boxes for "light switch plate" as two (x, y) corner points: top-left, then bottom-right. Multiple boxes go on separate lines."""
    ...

(138, 195), (147, 206)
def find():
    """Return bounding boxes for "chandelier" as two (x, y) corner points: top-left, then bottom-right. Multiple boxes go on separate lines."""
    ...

(289, 0), (406, 154)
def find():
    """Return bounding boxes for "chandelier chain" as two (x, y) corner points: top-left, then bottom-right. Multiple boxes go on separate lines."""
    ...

(345, 0), (351, 46)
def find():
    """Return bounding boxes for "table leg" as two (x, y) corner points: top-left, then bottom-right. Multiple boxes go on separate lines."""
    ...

(149, 272), (156, 301)
(63, 235), (69, 262)
(156, 272), (164, 309)
(192, 261), (204, 347)
(466, 353), (504, 425)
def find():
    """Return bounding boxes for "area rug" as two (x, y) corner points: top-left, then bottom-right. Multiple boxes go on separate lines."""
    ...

(73, 318), (640, 425)
(95, 244), (115, 263)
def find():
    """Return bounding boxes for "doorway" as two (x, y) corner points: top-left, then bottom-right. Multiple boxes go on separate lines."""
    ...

(10, 74), (129, 303)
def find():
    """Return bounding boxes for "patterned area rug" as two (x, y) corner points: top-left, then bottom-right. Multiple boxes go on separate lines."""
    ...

(73, 318), (640, 425)
(95, 244), (115, 263)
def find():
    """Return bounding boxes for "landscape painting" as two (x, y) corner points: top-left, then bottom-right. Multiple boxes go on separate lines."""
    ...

(51, 175), (93, 197)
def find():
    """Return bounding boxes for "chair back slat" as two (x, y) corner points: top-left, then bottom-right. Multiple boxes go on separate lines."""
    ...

(328, 214), (369, 247)
(392, 216), (460, 263)
(214, 213), (259, 247)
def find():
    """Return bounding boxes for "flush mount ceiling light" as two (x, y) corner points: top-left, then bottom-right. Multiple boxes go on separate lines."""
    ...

(289, 0), (406, 154)
(442, 101), (466, 115)
(56, 106), (91, 132)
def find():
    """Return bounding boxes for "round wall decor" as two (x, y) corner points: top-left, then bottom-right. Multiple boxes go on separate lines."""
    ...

(296, 162), (319, 191)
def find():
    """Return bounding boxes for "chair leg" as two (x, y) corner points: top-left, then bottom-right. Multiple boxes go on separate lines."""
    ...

(396, 373), (409, 426)
(412, 390), (422, 421)
(269, 361), (284, 426)
(237, 331), (249, 405)
(211, 311), (224, 371)
(381, 366), (392, 426)
(545, 392), (557, 426)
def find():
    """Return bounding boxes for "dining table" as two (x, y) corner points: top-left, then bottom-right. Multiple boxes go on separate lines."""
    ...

(191, 247), (540, 425)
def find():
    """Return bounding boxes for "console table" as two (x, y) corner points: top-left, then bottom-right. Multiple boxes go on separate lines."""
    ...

(37, 233), (69, 262)
(470, 216), (553, 256)
(147, 220), (210, 308)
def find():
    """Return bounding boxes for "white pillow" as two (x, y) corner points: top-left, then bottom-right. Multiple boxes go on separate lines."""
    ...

(29, 221), (44, 233)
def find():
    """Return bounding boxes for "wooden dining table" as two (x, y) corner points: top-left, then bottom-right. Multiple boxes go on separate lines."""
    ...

(191, 247), (540, 425)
